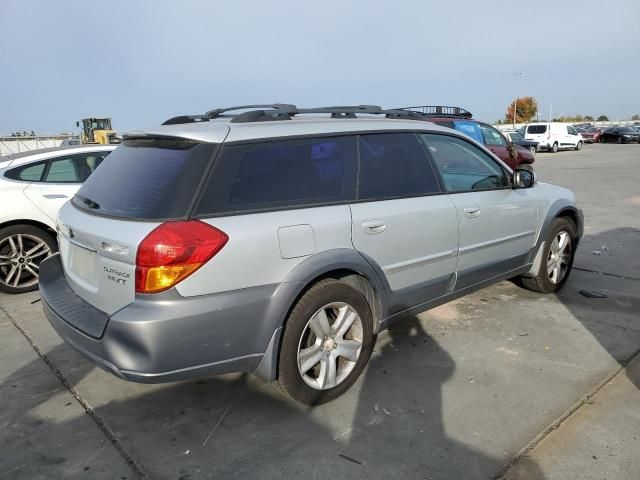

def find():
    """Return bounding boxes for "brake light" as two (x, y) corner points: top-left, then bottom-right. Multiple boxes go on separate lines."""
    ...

(135, 220), (228, 294)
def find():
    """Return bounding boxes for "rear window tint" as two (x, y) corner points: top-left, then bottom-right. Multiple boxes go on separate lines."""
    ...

(358, 133), (440, 200)
(73, 140), (215, 219)
(527, 125), (547, 134)
(196, 136), (356, 215)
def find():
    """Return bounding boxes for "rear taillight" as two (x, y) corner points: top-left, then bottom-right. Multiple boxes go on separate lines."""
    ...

(135, 220), (228, 294)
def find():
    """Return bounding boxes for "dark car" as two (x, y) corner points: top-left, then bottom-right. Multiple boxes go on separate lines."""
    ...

(504, 131), (539, 155)
(575, 127), (600, 143)
(600, 126), (640, 144)
(399, 106), (535, 170)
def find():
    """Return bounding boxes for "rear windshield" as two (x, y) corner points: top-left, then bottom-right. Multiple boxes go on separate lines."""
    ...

(73, 139), (215, 220)
(527, 125), (547, 134)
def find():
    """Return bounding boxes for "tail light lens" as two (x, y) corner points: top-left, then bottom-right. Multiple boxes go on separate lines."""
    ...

(135, 220), (228, 294)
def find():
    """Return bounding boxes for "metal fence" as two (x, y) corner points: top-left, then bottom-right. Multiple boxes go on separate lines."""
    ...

(0, 135), (78, 155)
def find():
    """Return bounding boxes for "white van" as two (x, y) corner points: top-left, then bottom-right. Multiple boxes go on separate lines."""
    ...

(524, 123), (583, 152)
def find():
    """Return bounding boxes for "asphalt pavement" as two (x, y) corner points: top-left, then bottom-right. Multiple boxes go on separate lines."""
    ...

(1, 143), (638, 479)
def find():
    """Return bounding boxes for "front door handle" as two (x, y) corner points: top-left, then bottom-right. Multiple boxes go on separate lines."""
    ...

(361, 220), (386, 235)
(43, 194), (69, 199)
(463, 205), (481, 218)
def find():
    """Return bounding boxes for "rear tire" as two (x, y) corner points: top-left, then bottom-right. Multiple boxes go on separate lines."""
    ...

(617, 137), (622, 144)
(551, 142), (559, 153)
(575, 141), (583, 151)
(278, 279), (375, 405)
(529, 145), (536, 155)
(0, 225), (57, 294)
(519, 217), (577, 294)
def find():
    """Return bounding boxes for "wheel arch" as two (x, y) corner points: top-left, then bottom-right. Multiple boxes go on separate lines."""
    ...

(254, 248), (390, 381)
(523, 203), (583, 278)
(0, 218), (56, 237)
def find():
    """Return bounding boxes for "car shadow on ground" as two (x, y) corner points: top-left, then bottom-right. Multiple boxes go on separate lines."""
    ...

(560, 227), (640, 389)
(1, 313), (547, 480)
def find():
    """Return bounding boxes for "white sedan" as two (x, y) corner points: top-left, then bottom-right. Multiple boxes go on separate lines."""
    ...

(0, 145), (115, 293)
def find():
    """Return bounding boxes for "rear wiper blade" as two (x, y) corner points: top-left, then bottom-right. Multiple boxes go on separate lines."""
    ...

(76, 195), (100, 210)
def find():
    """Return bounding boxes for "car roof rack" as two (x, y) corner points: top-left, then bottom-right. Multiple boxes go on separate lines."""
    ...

(161, 104), (431, 125)
(398, 105), (473, 119)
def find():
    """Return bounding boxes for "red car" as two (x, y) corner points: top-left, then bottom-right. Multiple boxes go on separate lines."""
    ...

(575, 127), (601, 143)
(399, 106), (535, 170)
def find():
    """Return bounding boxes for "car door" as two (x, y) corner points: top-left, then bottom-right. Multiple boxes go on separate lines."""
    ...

(23, 151), (108, 222)
(566, 126), (580, 147)
(420, 133), (538, 290)
(478, 123), (514, 167)
(350, 132), (459, 312)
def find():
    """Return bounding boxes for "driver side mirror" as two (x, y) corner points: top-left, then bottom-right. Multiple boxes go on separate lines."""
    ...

(513, 168), (535, 189)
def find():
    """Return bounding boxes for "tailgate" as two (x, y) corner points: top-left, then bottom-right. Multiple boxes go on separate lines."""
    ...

(57, 202), (159, 315)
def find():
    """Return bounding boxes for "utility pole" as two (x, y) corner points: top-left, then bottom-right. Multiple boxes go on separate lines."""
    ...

(513, 72), (523, 128)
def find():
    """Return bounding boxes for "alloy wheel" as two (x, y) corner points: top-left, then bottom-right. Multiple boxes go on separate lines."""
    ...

(547, 230), (572, 285)
(0, 234), (52, 289)
(297, 302), (363, 390)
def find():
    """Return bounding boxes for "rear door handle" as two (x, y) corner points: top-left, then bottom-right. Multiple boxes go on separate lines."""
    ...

(361, 220), (386, 235)
(463, 205), (481, 218)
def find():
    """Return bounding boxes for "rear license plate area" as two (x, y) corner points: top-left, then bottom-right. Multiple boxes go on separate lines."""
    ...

(70, 244), (97, 284)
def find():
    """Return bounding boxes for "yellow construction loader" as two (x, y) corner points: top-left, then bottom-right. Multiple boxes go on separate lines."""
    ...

(77, 118), (121, 144)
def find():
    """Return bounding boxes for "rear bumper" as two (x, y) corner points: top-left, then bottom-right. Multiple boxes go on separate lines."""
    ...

(39, 254), (289, 383)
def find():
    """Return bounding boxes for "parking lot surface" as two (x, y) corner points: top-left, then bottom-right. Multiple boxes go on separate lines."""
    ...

(1, 144), (638, 479)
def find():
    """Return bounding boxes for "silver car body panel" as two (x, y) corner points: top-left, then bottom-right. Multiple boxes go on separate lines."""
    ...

(56, 201), (159, 315)
(176, 205), (353, 296)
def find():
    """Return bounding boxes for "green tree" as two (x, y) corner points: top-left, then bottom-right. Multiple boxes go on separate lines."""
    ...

(505, 96), (538, 123)
(631, 114), (640, 121)
(597, 115), (609, 121)
(584, 115), (594, 121)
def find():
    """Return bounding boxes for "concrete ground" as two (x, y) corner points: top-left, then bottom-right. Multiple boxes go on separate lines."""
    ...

(1, 143), (638, 479)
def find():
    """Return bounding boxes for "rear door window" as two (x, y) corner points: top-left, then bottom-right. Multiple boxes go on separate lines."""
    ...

(357, 133), (440, 200)
(527, 125), (547, 134)
(195, 136), (356, 215)
(73, 140), (216, 219)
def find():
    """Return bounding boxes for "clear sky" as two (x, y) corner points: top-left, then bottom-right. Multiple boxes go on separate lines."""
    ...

(1, 0), (639, 134)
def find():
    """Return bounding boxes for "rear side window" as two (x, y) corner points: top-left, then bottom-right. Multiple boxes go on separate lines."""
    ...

(358, 133), (440, 200)
(196, 136), (356, 215)
(73, 140), (216, 219)
(5, 161), (47, 181)
(527, 125), (547, 134)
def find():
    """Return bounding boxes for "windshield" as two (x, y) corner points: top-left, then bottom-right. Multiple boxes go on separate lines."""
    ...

(509, 132), (524, 141)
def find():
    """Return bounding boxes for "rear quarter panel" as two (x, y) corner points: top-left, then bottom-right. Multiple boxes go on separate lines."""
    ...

(176, 205), (353, 296)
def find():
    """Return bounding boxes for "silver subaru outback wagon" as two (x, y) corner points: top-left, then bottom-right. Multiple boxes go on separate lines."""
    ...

(39, 105), (583, 405)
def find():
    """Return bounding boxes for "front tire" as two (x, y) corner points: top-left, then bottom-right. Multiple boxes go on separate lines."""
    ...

(0, 225), (57, 294)
(520, 217), (577, 293)
(529, 145), (537, 155)
(278, 279), (375, 405)
(551, 142), (559, 153)
(575, 141), (583, 151)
